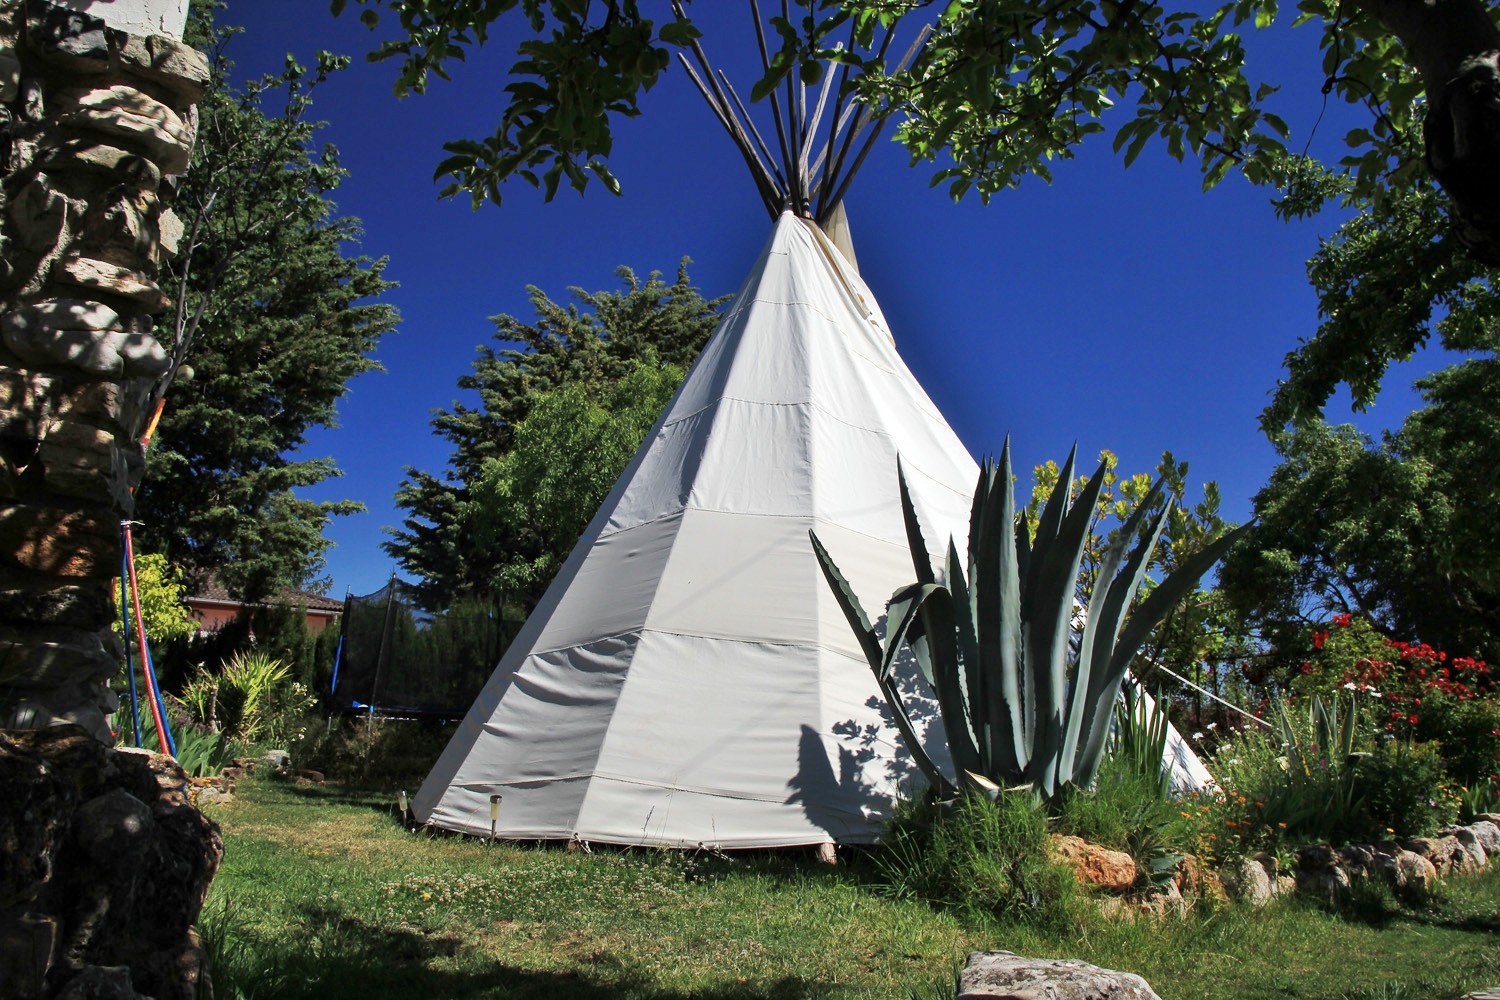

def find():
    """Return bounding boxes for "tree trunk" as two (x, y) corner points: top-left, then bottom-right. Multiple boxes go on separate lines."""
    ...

(1354, 0), (1500, 265)
(0, 0), (206, 741)
(1, 8), (221, 996)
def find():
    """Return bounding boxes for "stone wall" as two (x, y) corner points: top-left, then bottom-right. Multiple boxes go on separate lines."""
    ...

(0, 0), (207, 740)
(0, 725), (223, 999)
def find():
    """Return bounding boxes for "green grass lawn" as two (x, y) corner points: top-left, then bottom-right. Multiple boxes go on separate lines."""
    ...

(203, 776), (1500, 1000)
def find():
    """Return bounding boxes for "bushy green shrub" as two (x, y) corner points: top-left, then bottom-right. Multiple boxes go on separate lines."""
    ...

(296, 716), (452, 786)
(1294, 615), (1498, 793)
(162, 603), (335, 702)
(1460, 778), (1500, 820)
(181, 651), (291, 743)
(1421, 697), (1500, 791)
(257, 681), (319, 750)
(1054, 752), (1181, 856)
(1354, 739), (1459, 838)
(1209, 696), (1372, 851)
(1290, 615), (1391, 702)
(873, 791), (1081, 930)
(1204, 690), (1471, 849)
(154, 723), (230, 778)
(114, 553), (198, 645)
(114, 702), (230, 779)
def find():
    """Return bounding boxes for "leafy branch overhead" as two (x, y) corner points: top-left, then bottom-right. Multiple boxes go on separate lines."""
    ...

(332, 0), (701, 206)
(334, 0), (1500, 262)
(1263, 144), (1500, 432)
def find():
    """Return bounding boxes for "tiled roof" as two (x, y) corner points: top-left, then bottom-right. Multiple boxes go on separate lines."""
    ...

(188, 584), (343, 614)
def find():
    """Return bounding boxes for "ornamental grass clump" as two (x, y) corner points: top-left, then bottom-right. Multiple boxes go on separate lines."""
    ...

(874, 788), (1082, 930)
(1053, 688), (1192, 874)
(810, 441), (1250, 802)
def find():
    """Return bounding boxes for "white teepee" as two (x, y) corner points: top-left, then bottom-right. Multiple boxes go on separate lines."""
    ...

(413, 8), (1211, 847)
(414, 211), (978, 846)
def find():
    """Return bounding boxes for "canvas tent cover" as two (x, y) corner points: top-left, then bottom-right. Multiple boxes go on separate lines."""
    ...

(414, 213), (980, 847)
(414, 212), (1212, 848)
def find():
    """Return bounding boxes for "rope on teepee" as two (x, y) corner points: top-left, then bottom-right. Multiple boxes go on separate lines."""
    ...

(1150, 660), (1273, 730)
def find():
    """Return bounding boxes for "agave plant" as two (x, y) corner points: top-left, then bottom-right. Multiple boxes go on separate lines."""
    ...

(810, 441), (1251, 802)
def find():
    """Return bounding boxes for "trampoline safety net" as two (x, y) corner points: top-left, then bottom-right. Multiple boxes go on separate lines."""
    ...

(331, 580), (511, 717)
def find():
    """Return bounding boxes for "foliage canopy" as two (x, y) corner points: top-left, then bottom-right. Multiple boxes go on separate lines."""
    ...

(334, 0), (1500, 263)
(1222, 359), (1500, 663)
(384, 263), (724, 611)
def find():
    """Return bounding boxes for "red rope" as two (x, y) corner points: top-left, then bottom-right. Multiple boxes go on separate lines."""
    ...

(123, 523), (169, 750)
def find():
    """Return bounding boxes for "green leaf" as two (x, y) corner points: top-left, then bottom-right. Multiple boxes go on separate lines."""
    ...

(657, 19), (701, 47)
(1203, 155), (1233, 190)
(809, 529), (882, 671)
(585, 160), (621, 196)
(752, 52), (796, 103)
(898, 458), (935, 586)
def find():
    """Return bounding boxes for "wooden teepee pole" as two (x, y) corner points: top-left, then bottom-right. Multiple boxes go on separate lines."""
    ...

(673, 1), (929, 227)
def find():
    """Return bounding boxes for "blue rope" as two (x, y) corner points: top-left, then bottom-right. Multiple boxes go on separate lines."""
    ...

(142, 633), (176, 757)
(119, 548), (142, 747)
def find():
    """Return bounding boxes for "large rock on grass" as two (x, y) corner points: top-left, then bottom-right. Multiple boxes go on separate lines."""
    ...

(959, 950), (1162, 999)
(1406, 835), (1481, 876)
(1050, 835), (1136, 892)
(1218, 854), (1275, 907)
(1439, 825), (1492, 869)
(1466, 821), (1500, 855)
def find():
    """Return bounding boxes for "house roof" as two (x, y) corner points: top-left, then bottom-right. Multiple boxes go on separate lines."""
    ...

(187, 584), (343, 615)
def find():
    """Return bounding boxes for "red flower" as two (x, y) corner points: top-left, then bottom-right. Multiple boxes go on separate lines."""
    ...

(1409, 714), (1420, 725)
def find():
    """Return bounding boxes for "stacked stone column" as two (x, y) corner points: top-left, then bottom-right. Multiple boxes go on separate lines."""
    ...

(0, 0), (207, 741)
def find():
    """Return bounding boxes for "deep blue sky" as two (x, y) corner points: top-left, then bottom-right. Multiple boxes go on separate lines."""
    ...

(216, 3), (1437, 600)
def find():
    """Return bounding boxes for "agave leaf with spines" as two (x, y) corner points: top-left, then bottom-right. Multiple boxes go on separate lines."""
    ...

(809, 531), (956, 797)
(1061, 475), (1168, 789)
(1026, 448), (1112, 797)
(812, 441), (1251, 804)
(1070, 486), (1177, 787)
